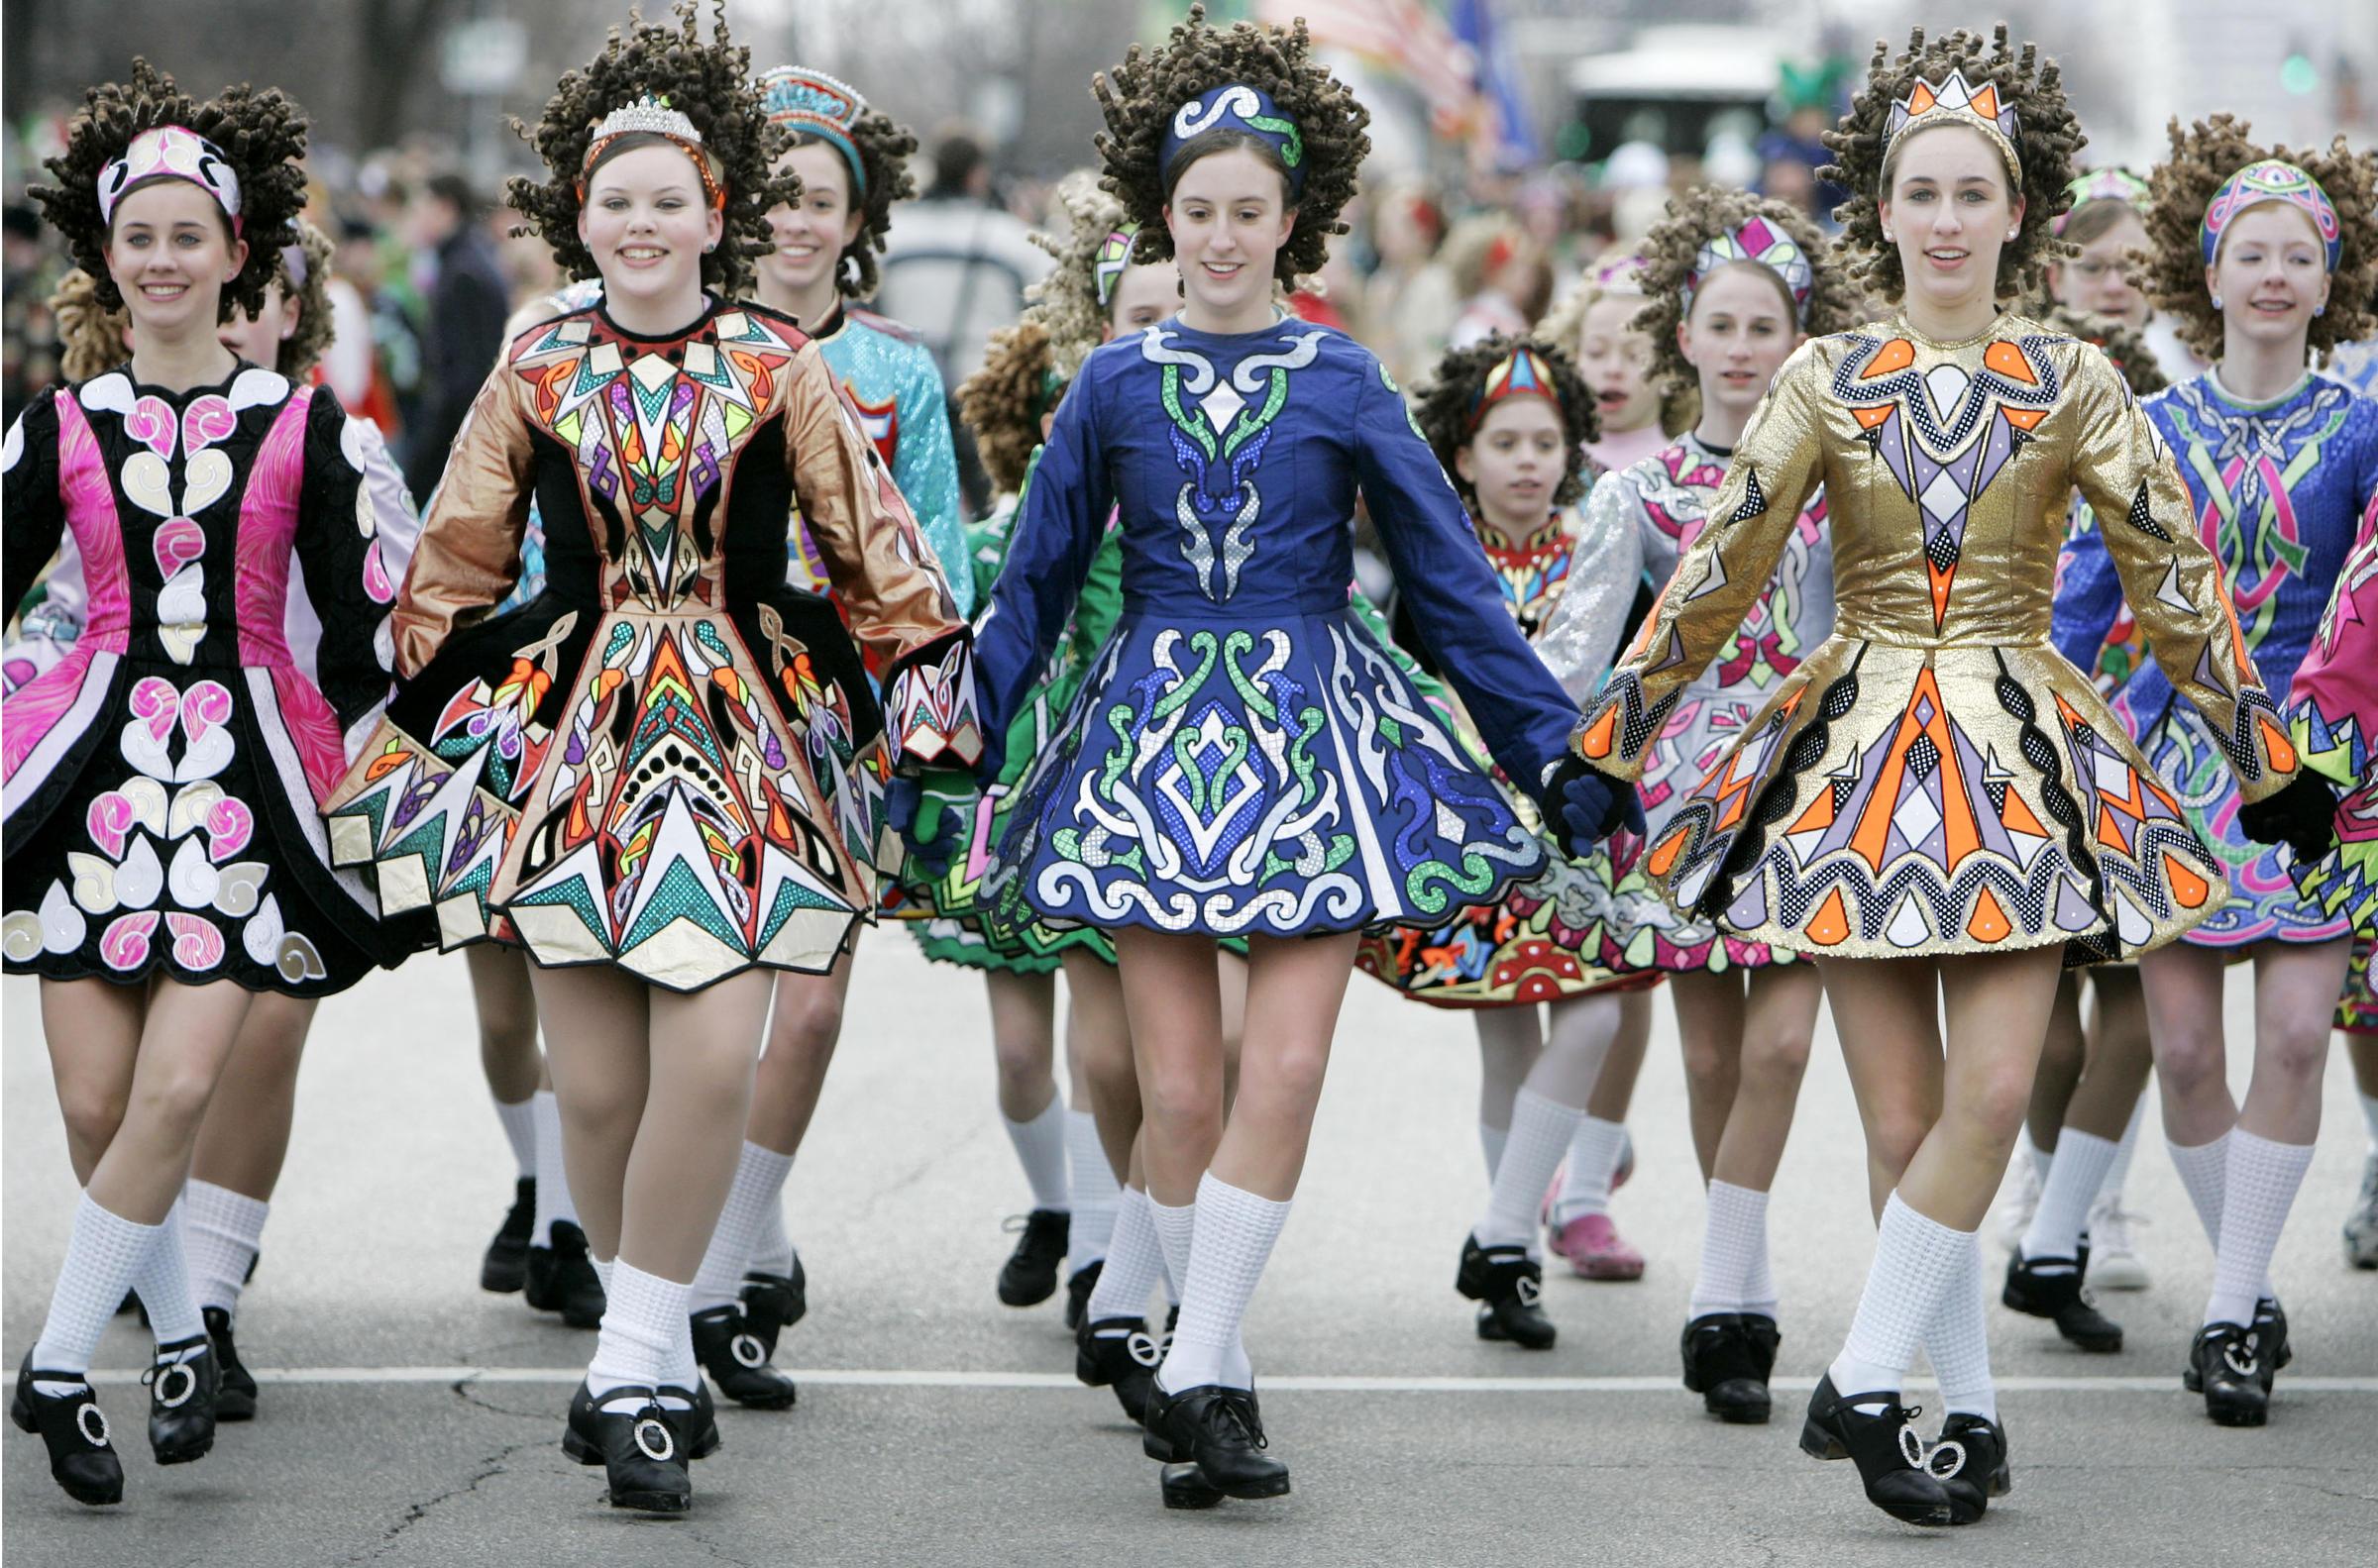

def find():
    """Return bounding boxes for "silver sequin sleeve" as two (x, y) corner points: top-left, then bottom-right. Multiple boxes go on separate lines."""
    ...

(1532, 475), (1645, 704)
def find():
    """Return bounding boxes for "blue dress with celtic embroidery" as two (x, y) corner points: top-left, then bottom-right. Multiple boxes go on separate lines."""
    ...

(971, 316), (1582, 939)
(2053, 369), (2378, 946)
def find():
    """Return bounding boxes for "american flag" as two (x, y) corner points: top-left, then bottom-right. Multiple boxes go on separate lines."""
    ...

(1256, 0), (1481, 135)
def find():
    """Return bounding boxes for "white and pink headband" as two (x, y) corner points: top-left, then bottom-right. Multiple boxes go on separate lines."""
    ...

(98, 126), (243, 232)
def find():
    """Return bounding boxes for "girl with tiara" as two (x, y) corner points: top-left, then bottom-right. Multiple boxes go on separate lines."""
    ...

(1550, 184), (1853, 1420)
(321, 3), (977, 1515)
(972, 6), (1630, 1504)
(7, 221), (421, 1423)
(664, 56), (976, 1413)
(1354, 330), (1654, 1351)
(2050, 117), (2378, 1424)
(1571, 27), (2319, 1524)
(6, 62), (400, 1505)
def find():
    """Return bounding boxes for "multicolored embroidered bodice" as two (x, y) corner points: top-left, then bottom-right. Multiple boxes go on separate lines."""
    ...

(1480, 511), (1581, 636)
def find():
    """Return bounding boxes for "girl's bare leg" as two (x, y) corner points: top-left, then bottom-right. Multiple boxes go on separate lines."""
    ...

(1671, 972), (1745, 1183)
(528, 965), (651, 1262)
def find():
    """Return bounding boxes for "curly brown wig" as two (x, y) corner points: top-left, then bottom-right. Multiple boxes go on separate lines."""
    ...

(957, 321), (1058, 496)
(508, 0), (797, 299)
(1027, 170), (1135, 381)
(1413, 334), (1597, 510)
(31, 58), (308, 322)
(273, 219), (337, 378)
(1821, 25), (2084, 307)
(2141, 116), (2378, 361)
(51, 268), (127, 381)
(2039, 303), (2169, 397)
(1631, 185), (1860, 396)
(1092, 3), (1368, 287)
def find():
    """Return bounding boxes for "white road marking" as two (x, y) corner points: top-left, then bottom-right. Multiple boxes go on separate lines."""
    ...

(75, 1366), (2378, 1394)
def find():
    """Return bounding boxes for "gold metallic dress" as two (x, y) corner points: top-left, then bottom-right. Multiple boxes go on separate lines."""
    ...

(1576, 314), (2296, 964)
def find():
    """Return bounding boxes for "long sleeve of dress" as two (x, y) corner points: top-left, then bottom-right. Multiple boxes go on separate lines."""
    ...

(1575, 346), (1828, 782)
(891, 346), (973, 618)
(1351, 359), (1582, 791)
(783, 345), (978, 770)
(2064, 348), (2294, 803)
(1534, 476), (1647, 704)
(389, 366), (533, 679)
(297, 392), (398, 757)
(4, 391), (65, 620)
(971, 371), (1114, 782)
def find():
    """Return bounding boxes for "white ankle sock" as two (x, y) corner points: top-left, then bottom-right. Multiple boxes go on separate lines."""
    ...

(531, 1090), (580, 1244)
(1551, 1115), (1627, 1226)
(1922, 1235), (1997, 1421)
(1001, 1093), (1071, 1213)
(1689, 1181), (1771, 1319)
(2022, 1130), (2052, 1186)
(589, 1262), (686, 1399)
(1087, 1188), (1165, 1323)
(665, 1307), (700, 1390)
(2204, 1129), (2314, 1327)
(1479, 1122), (1509, 1182)
(493, 1094), (537, 1180)
(130, 1199), (202, 1345)
(690, 1142), (795, 1312)
(1159, 1174), (1288, 1394)
(33, 1195), (165, 1376)
(1064, 1111), (1119, 1268)
(2022, 1128), (2119, 1262)
(1828, 1192), (1971, 1397)
(2100, 1096), (2145, 1202)
(1479, 1088), (1583, 1251)
(182, 1180), (269, 1315)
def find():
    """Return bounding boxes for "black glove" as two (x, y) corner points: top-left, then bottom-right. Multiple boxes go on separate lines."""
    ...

(1537, 754), (1644, 857)
(2238, 772), (2337, 866)
(885, 773), (925, 842)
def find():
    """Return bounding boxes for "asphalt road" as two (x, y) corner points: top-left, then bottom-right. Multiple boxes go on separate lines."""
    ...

(5, 937), (2375, 1566)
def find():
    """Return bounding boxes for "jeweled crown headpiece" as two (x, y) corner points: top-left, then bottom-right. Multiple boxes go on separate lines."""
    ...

(1681, 214), (1815, 326)
(1885, 68), (2021, 183)
(98, 126), (243, 231)
(760, 66), (869, 197)
(1161, 83), (1305, 200)
(2054, 167), (2150, 234)
(2200, 157), (2342, 273)
(578, 94), (724, 210)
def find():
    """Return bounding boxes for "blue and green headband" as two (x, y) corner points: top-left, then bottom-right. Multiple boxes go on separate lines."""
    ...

(1160, 83), (1304, 200)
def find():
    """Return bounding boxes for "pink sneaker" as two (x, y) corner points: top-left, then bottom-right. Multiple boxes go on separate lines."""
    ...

(1535, 1133), (1637, 1226)
(1548, 1212), (1646, 1280)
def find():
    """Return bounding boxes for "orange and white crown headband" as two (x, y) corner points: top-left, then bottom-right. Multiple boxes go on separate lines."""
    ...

(1885, 68), (2021, 183)
(578, 95), (725, 211)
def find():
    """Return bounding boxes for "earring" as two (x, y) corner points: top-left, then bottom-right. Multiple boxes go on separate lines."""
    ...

(2211, 293), (2223, 310)
(1882, 231), (1894, 243)
(2005, 230), (2019, 241)
(2315, 302), (2326, 317)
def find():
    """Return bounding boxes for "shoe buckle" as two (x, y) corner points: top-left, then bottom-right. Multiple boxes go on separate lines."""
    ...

(1126, 1331), (1162, 1370)
(632, 1412), (677, 1462)
(730, 1332), (769, 1370)
(1894, 1405), (1926, 1469)
(76, 1402), (111, 1448)
(1514, 1273), (1543, 1307)
(2223, 1337), (2260, 1379)
(1925, 1437), (1969, 1480)
(144, 1361), (198, 1410)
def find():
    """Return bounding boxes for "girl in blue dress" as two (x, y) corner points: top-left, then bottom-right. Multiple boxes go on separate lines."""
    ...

(2051, 118), (2378, 1423)
(969, 8), (1627, 1503)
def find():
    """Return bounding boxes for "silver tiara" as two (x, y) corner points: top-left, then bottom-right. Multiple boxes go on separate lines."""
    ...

(591, 95), (703, 145)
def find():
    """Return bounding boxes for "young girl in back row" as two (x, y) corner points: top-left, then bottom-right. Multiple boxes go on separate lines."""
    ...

(1572, 26), (2322, 1525)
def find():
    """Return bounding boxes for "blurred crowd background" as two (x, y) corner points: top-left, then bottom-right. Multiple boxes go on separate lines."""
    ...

(4, 0), (2374, 509)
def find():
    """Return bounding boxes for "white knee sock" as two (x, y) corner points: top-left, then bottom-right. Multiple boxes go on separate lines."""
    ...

(690, 1142), (795, 1312)
(2204, 1130), (2314, 1328)
(1064, 1111), (1119, 1269)
(748, 1197), (794, 1278)
(531, 1090), (580, 1244)
(492, 1094), (537, 1180)
(182, 1180), (270, 1316)
(1158, 1173), (1289, 1394)
(2100, 1096), (2145, 1202)
(588, 1262), (685, 1399)
(1551, 1115), (1628, 1226)
(2021, 1129), (2052, 1186)
(33, 1195), (165, 1377)
(2021, 1128), (2119, 1262)
(1086, 1187), (1165, 1323)
(594, 1256), (615, 1296)
(665, 1307), (700, 1390)
(1922, 1235), (1997, 1421)
(1149, 1197), (1194, 1305)
(130, 1199), (202, 1346)
(1479, 1089), (1583, 1251)
(2358, 1088), (2378, 1152)
(1827, 1193), (1971, 1397)
(1688, 1181), (1771, 1320)
(1479, 1122), (1509, 1182)
(2168, 1131), (2229, 1247)
(1001, 1093), (1070, 1212)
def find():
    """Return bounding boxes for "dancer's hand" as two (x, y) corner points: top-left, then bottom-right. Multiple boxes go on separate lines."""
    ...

(885, 774), (925, 842)
(2239, 772), (2337, 865)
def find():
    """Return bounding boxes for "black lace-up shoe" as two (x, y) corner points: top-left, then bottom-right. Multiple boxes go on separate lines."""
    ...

(1065, 1260), (1103, 1332)
(1160, 1461), (1228, 1510)
(1455, 1234), (1556, 1349)
(2192, 1323), (2268, 1426)
(998, 1209), (1070, 1307)
(12, 1351), (123, 1506)
(2001, 1249), (2122, 1351)
(481, 1177), (535, 1294)
(1142, 1383), (1288, 1500)
(203, 1306), (257, 1421)
(524, 1219), (606, 1328)
(1798, 1374), (1953, 1526)
(1680, 1312), (1775, 1423)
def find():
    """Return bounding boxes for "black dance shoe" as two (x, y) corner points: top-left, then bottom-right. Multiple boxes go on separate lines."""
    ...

(998, 1209), (1070, 1307)
(2183, 1297), (2291, 1394)
(662, 1381), (721, 1460)
(1076, 1315), (1163, 1423)
(11, 1351), (123, 1506)
(1798, 1374), (1953, 1526)
(1142, 1382), (1288, 1500)
(481, 1177), (535, 1294)
(1160, 1461), (1228, 1510)
(144, 1334), (221, 1465)
(523, 1219), (605, 1329)
(203, 1307), (258, 1422)
(563, 1381), (691, 1514)
(2191, 1324), (2268, 1426)
(739, 1257), (808, 1358)
(2000, 1250), (2122, 1352)
(690, 1305), (796, 1411)
(1680, 1312), (1778, 1423)
(1929, 1412), (2011, 1524)
(1455, 1235), (1556, 1349)
(1064, 1260), (1103, 1332)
